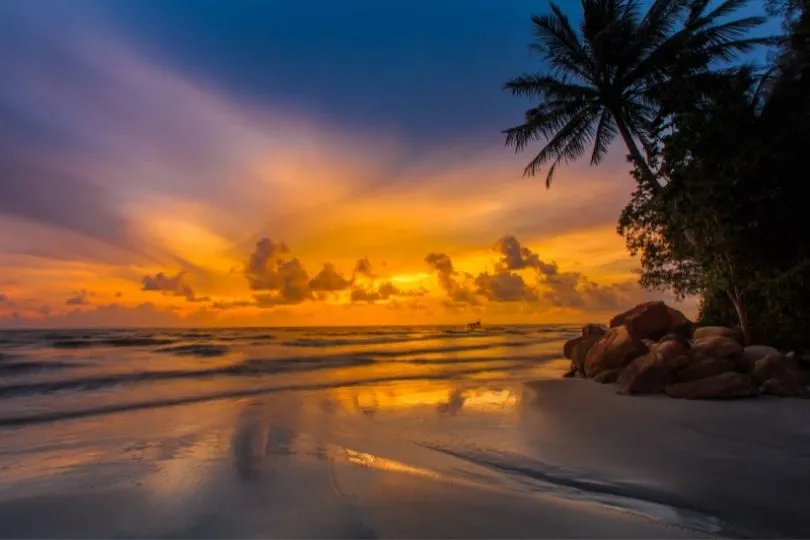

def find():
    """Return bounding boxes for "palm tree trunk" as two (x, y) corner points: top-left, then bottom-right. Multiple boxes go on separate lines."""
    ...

(614, 116), (662, 194)
(727, 287), (751, 346)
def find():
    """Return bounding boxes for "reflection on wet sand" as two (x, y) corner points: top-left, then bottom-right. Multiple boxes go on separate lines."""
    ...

(331, 381), (520, 416)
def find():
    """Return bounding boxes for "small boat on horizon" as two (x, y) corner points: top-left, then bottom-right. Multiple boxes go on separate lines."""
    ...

(466, 320), (482, 331)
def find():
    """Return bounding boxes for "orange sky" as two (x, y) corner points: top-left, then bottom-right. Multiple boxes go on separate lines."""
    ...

(0, 11), (696, 327)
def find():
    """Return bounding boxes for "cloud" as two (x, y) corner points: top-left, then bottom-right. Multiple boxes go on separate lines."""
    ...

(353, 257), (375, 279)
(0, 293), (7, 303)
(309, 263), (352, 292)
(492, 235), (558, 274)
(474, 271), (538, 302)
(65, 289), (93, 306)
(211, 300), (255, 310)
(424, 252), (478, 305)
(141, 271), (209, 302)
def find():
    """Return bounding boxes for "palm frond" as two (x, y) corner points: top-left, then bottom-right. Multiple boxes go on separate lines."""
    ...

(503, 73), (600, 101)
(590, 110), (618, 164)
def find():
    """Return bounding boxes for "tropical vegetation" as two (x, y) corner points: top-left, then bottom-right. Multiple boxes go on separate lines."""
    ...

(505, 0), (810, 349)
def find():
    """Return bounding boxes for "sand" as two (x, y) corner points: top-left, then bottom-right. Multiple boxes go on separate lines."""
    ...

(0, 371), (809, 538)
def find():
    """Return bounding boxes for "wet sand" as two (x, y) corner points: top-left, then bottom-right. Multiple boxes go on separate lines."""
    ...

(1, 364), (809, 538)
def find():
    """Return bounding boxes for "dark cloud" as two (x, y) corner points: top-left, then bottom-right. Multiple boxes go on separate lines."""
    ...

(309, 263), (352, 292)
(142, 271), (209, 302)
(0, 293), (7, 303)
(492, 236), (558, 275)
(474, 271), (538, 302)
(425, 252), (479, 305)
(65, 289), (93, 306)
(353, 257), (375, 279)
(245, 238), (290, 289)
(211, 300), (255, 311)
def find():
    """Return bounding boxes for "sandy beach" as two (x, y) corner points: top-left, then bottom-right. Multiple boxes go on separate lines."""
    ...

(1, 327), (809, 538)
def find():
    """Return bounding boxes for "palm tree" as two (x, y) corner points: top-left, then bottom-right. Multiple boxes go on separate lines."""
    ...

(503, 0), (768, 191)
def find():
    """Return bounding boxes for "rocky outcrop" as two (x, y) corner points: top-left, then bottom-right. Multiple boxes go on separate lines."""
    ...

(584, 326), (648, 378)
(571, 335), (601, 377)
(563, 336), (583, 359)
(760, 378), (810, 398)
(593, 368), (621, 384)
(675, 356), (736, 383)
(616, 352), (670, 395)
(609, 301), (690, 341)
(666, 372), (757, 399)
(691, 336), (743, 359)
(558, 301), (810, 401)
(692, 326), (739, 342)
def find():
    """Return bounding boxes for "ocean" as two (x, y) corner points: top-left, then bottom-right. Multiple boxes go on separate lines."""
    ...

(0, 325), (574, 427)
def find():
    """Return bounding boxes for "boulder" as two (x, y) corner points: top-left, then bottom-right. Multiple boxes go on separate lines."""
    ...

(666, 372), (757, 399)
(563, 336), (584, 359)
(760, 378), (810, 398)
(582, 324), (606, 338)
(659, 333), (691, 349)
(593, 368), (621, 384)
(691, 336), (744, 359)
(609, 301), (682, 341)
(675, 357), (736, 383)
(571, 335), (601, 376)
(693, 326), (739, 343)
(752, 354), (791, 383)
(584, 326), (649, 378)
(666, 307), (693, 337)
(752, 354), (809, 386)
(651, 339), (689, 367)
(743, 345), (781, 365)
(617, 353), (670, 395)
(563, 360), (577, 378)
(664, 354), (692, 372)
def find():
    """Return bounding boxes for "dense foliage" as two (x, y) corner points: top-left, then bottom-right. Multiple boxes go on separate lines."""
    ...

(506, 0), (810, 350)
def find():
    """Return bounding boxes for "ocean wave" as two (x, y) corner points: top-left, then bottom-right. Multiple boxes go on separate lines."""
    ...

(372, 338), (556, 358)
(0, 361), (88, 375)
(50, 337), (177, 349)
(154, 344), (230, 357)
(0, 363), (543, 427)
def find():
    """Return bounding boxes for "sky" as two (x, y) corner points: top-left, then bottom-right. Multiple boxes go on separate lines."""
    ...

(0, 0), (774, 328)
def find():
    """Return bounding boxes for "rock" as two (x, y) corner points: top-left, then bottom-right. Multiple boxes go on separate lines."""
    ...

(666, 372), (757, 399)
(651, 339), (689, 367)
(582, 324), (606, 338)
(665, 354), (693, 372)
(563, 360), (577, 378)
(752, 354), (790, 383)
(584, 326), (649, 378)
(691, 336), (744, 359)
(742, 345), (781, 365)
(693, 326), (739, 343)
(666, 307), (693, 337)
(675, 357), (736, 383)
(610, 301), (678, 341)
(752, 354), (809, 386)
(571, 335), (601, 376)
(659, 333), (691, 348)
(617, 353), (670, 395)
(593, 368), (621, 384)
(563, 336), (584, 359)
(760, 378), (810, 398)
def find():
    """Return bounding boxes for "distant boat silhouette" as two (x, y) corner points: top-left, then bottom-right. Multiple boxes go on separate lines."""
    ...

(466, 320), (482, 331)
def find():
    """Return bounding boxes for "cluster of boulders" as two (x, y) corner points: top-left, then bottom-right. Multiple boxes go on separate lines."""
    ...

(563, 301), (810, 399)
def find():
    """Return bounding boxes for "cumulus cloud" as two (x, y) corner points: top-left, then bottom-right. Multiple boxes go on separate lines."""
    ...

(65, 289), (94, 306)
(424, 252), (478, 305)
(309, 263), (352, 292)
(141, 271), (209, 302)
(245, 238), (290, 289)
(353, 257), (375, 279)
(474, 271), (537, 302)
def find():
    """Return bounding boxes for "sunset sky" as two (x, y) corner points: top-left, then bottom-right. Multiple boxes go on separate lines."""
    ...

(0, 0), (771, 328)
